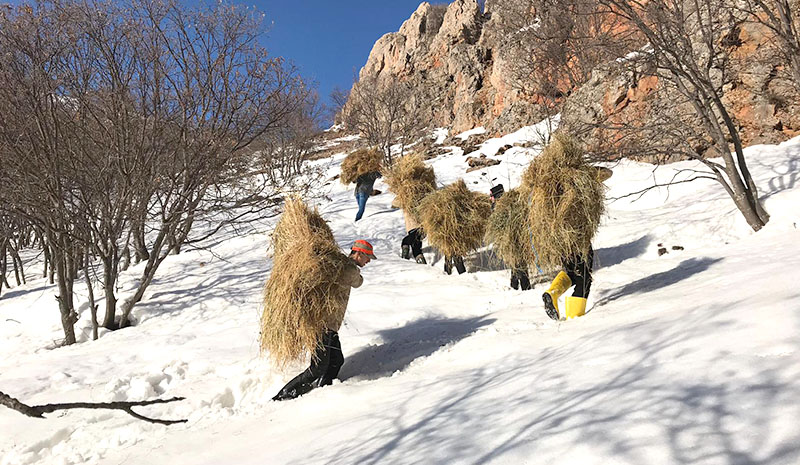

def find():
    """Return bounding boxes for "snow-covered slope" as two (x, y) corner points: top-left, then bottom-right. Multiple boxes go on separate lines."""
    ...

(1, 128), (799, 465)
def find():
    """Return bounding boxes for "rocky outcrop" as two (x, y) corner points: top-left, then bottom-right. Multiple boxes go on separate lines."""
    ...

(352, 0), (799, 147)
(353, 0), (545, 135)
(562, 21), (800, 157)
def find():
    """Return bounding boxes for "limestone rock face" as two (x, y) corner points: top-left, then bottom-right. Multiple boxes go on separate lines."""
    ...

(352, 0), (799, 146)
(352, 0), (543, 135)
(562, 21), (800, 156)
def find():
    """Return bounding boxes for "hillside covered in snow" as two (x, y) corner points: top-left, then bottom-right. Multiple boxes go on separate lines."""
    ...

(2, 124), (799, 465)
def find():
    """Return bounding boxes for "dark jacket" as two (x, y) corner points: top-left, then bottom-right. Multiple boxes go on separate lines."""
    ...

(354, 171), (382, 197)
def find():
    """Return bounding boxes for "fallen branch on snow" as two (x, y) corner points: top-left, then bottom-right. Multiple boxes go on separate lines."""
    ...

(0, 390), (187, 425)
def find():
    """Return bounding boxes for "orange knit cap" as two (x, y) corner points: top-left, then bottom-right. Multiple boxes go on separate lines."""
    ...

(351, 239), (377, 259)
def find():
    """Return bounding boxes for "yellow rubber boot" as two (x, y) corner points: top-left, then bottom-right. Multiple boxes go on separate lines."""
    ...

(565, 296), (587, 319)
(542, 271), (572, 320)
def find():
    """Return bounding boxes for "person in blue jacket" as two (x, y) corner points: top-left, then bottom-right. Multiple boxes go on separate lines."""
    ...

(354, 170), (382, 221)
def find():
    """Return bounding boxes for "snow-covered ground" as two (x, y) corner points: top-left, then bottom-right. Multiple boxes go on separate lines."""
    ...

(1, 126), (799, 465)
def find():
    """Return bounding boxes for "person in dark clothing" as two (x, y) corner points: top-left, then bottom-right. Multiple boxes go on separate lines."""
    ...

(272, 239), (376, 401)
(399, 206), (427, 264)
(270, 330), (344, 401)
(510, 267), (531, 290)
(563, 246), (593, 299)
(540, 166), (611, 320)
(488, 183), (531, 290)
(542, 246), (594, 320)
(354, 171), (381, 221)
(401, 228), (426, 264)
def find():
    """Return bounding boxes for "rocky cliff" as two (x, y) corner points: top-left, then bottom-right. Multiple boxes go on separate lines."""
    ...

(354, 0), (541, 135)
(353, 0), (800, 146)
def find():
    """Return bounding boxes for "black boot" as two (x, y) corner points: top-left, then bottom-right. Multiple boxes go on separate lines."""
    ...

(511, 269), (531, 291)
(542, 293), (559, 321)
(272, 382), (315, 401)
(444, 257), (453, 275)
(401, 245), (410, 260)
(453, 256), (466, 274)
(415, 254), (427, 264)
(272, 331), (336, 401)
(518, 270), (531, 291)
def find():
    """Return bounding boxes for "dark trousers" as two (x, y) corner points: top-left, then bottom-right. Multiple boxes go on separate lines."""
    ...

(355, 192), (369, 221)
(510, 267), (531, 290)
(401, 228), (424, 257)
(272, 330), (344, 401)
(444, 255), (466, 275)
(563, 246), (594, 298)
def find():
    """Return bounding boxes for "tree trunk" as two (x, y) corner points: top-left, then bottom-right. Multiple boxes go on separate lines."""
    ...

(119, 227), (174, 328)
(712, 95), (770, 231)
(132, 220), (149, 263)
(120, 245), (130, 272)
(47, 244), (55, 284)
(53, 253), (77, 346)
(41, 235), (50, 279)
(9, 241), (25, 285)
(84, 250), (99, 341)
(0, 242), (6, 297)
(0, 240), (10, 291)
(101, 254), (119, 330)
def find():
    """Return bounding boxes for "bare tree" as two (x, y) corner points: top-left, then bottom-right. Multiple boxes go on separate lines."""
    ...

(258, 91), (327, 186)
(0, 0), (313, 341)
(112, 0), (310, 327)
(0, 2), (90, 343)
(494, 0), (634, 120)
(329, 86), (350, 125)
(738, 0), (800, 88)
(594, 0), (770, 231)
(342, 76), (429, 164)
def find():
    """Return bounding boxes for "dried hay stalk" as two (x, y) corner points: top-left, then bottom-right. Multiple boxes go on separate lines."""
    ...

(484, 189), (530, 269)
(520, 133), (606, 269)
(340, 148), (383, 185)
(384, 153), (437, 222)
(260, 198), (353, 366)
(417, 179), (492, 257)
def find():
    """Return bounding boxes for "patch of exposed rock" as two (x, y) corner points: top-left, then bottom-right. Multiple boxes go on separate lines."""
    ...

(352, 0), (545, 136)
(465, 154), (501, 172)
(562, 21), (800, 159)
(351, 0), (799, 154)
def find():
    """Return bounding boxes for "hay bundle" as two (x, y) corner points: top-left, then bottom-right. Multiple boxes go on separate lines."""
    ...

(484, 189), (530, 269)
(384, 153), (437, 221)
(520, 133), (606, 269)
(417, 179), (492, 257)
(340, 148), (383, 185)
(260, 198), (354, 366)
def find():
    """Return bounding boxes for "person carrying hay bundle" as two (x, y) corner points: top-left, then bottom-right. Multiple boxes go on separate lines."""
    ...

(520, 134), (611, 320)
(260, 198), (376, 401)
(417, 179), (492, 275)
(485, 188), (532, 291)
(384, 153), (437, 264)
(340, 148), (383, 221)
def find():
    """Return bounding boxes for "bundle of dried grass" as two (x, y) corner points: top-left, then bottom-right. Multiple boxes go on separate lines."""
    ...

(260, 198), (353, 366)
(417, 179), (492, 258)
(340, 148), (383, 185)
(484, 189), (530, 269)
(384, 153), (437, 221)
(520, 133), (606, 269)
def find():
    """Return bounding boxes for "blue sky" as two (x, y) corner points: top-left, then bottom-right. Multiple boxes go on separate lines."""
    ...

(246, 1), (449, 108)
(7, 0), (465, 115)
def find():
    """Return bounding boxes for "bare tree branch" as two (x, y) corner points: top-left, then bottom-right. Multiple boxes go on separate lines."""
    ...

(0, 390), (187, 426)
